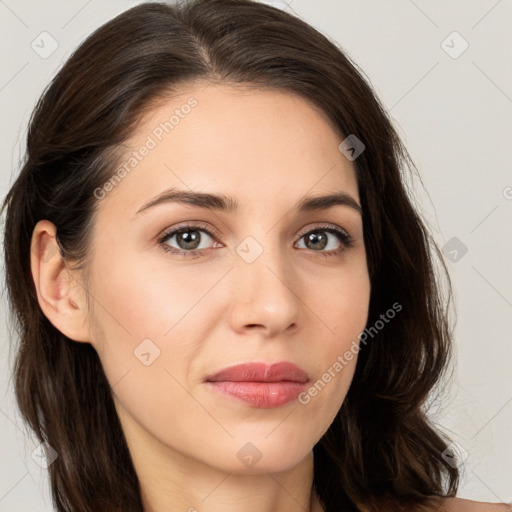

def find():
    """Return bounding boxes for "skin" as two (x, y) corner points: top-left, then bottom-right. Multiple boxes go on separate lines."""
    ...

(441, 499), (512, 512)
(29, 83), (510, 512)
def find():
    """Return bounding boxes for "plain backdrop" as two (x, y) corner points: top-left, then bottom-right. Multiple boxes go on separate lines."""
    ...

(1, 0), (511, 510)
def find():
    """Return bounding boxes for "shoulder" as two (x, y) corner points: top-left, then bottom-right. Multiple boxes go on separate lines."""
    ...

(440, 497), (512, 512)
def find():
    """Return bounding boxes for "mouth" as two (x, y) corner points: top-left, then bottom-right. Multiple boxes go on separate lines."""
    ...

(204, 361), (309, 408)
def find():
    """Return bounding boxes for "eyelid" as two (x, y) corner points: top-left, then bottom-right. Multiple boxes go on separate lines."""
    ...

(157, 221), (221, 242)
(296, 222), (350, 240)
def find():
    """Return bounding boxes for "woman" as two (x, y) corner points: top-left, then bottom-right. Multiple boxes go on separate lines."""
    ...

(1, 1), (509, 511)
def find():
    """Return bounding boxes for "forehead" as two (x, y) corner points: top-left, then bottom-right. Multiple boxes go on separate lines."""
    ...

(98, 82), (358, 218)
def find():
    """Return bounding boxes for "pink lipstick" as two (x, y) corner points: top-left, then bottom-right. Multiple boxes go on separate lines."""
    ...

(204, 362), (309, 408)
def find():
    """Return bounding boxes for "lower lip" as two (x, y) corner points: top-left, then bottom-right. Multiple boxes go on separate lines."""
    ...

(206, 381), (307, 408)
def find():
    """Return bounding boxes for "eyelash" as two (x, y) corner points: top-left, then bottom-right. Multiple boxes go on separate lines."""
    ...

(158, 222), (354, 259)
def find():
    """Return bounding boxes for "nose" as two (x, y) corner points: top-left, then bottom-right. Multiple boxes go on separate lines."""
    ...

(228, 242), (302, 338)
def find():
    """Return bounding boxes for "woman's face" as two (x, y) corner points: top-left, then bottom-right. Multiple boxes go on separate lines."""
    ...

(84, 83), (370, 474)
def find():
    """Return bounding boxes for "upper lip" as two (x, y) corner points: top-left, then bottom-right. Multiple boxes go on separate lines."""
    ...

(205, 362), (309, 383)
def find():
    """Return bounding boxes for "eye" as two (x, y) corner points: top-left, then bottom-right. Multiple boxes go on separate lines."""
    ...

(295, 224), (354, 258)
(158, 222), (354, 259)
(159, 223), (218, 258)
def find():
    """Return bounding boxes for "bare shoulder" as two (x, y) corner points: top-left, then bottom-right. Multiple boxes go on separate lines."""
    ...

(440, 497), (512, 512)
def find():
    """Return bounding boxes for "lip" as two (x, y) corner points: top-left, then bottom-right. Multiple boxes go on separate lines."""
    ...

(205, 362), (309, 383)
(204, 362), (309, 408)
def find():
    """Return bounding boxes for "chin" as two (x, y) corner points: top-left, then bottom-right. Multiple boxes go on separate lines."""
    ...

(201, 434), (314, 475)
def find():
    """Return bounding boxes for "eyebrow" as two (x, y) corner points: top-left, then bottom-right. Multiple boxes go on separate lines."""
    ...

(134, 188), (362, 217)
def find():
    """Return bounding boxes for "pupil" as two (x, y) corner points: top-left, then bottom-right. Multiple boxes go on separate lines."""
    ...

(178, 230), (200, 250)
(307, 232), (327, 250)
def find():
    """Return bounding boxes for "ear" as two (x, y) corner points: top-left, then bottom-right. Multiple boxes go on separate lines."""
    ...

(30, 219), (92, 343)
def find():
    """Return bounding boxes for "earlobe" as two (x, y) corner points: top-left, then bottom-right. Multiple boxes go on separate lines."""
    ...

(30, 219), (91, 343)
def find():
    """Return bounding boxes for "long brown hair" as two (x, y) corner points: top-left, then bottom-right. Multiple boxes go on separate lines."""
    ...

(2, 1), (460, 510)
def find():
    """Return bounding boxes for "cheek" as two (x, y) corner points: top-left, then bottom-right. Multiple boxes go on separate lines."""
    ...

(89, 251), (222, 343)
(299, 260), (370, 414)
(308, 257), (371, 345)
(85, 251), (219, 391)
(86, 257), (218, 441)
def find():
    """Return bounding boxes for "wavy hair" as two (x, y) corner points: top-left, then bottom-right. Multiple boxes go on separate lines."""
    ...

(2, 1), (459, 510)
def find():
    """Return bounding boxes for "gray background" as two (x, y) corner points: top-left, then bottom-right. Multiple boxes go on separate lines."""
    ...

(1, 0), (511, 509)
